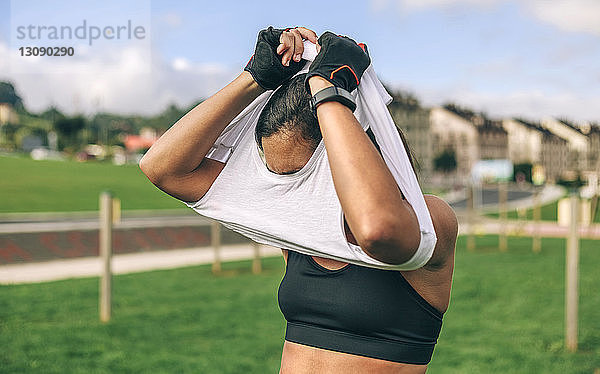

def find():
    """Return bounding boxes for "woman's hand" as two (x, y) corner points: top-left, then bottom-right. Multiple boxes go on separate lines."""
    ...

(277, 27), (318, 66)
(306, 32), (370, 94)
(244, 26), (317, 90)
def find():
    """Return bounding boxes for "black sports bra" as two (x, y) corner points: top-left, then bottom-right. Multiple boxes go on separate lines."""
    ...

(278, 250), (443, 365)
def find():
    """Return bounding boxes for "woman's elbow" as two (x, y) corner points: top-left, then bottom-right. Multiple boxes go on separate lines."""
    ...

(357, 217), (421, 265)
(139, 154), (164, 187)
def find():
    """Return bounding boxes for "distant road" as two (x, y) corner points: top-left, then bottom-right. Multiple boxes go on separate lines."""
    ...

(450, 187), (532, 210)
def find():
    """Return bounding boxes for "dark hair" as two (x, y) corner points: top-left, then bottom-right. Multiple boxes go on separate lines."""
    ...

(256, 73), (321, 151)
(255, 73), (419, 176)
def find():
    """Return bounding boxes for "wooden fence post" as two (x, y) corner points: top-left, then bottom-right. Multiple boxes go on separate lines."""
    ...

(590, 194), (598, 224)
(565, 192), (579, 352)
(252, 242), (262, 274)
(467, 183), (475, 251)
(211, 221), (221, 274)
(99, 191), (113, 323)
(498, 181), (508, 251)
(532, 189), (542, 253)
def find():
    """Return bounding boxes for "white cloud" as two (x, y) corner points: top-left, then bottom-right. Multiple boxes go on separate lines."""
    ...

(371, 0), (600, 122)
(162, 12), (183, 27)
(414, 86), (600, 122)
(172, 57), (190, 71)
(398, 0), (499, 11)
(0, 41), (236, 116)
(527, 0), (600, 36)
(171, 58), (229, 75)
(389, 0), (600, 36)
(1, 28), (596, 123)
(370, 0), (391, 12)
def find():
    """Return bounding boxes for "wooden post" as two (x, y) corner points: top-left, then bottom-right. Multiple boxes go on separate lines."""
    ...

(565, 192), (579, 352)
(211, 221), (221, 274)
(112, 198), (121, 224)
(532, 189), (542, 253)
(499, 181), (508, 251)
(99, 192), (113, 323)
(467, 183), (475, 251)
(590, 194), (598, 224)
(252, 242), (262, 274)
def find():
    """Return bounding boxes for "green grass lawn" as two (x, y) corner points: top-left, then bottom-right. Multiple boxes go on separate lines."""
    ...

(1, 236), (599, 373)
(0, 155), (185, 213)
(486, 199), (600, 223)
(486, 199), (560, 221)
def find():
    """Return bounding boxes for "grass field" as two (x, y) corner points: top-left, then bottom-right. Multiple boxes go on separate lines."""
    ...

(0, 155), (184, 213)
(486, 200), (560, 221)
(486, 199), (600, 223)
(1, 236), (599, 373)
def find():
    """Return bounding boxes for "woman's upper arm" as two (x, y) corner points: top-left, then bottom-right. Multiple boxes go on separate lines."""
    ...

(142, 157), (225, 204)
(423, 195), (458, 269)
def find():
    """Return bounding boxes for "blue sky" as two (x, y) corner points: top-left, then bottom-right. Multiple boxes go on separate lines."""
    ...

(0, 0), (599, 122)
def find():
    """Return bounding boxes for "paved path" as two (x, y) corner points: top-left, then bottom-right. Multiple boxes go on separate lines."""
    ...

(3, 217), (598, 285)
(0, 244), (281, 285)
(449, 184), (564, 212)
(0, 185), (564, 234)
(459, 218), (600, 238)
(1, 182), (595, 286)
(0, 213), (210, 234)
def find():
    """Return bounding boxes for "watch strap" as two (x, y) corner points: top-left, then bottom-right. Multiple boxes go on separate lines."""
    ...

(309, 86), (357, 114)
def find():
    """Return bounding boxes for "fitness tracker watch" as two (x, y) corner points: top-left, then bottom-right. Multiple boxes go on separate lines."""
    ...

(309, 86), (357, 115)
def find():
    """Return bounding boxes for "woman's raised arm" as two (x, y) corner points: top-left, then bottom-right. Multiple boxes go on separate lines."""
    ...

(306, 32), (421, 265)
(139, 72), (264, 203)
(140, 26), (317, 203)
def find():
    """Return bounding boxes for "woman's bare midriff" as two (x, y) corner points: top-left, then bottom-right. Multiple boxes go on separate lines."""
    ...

(280, 340), (427, 374)
(280, 250), (440, 373)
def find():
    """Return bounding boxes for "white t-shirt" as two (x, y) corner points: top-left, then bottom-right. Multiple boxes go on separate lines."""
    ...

(184, 41), (436, 270)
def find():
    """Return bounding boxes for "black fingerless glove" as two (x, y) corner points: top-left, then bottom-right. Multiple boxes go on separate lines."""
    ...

(244, 26), (305, 90)
(305, 31), (371, 93)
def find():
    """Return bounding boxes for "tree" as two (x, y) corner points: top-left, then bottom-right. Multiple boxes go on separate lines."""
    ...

(0, 81), (24, 111)
(434, 149), (457, 173)
(40, 107), (65, 123)
(386, 88), (422, 112)
(54, 116), (86, 151)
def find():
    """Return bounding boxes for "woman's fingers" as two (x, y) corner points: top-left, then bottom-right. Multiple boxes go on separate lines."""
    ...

(277, 27), (318, 66)
(276, 42), (286, 55)
(280, 29), (302, 66)
(295, 27), (318, 44)
(277, 31), (295, 66)
(289, 29), (304, 62)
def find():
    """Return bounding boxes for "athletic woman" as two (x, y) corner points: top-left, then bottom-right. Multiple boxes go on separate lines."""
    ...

(140, 26), (458, 373)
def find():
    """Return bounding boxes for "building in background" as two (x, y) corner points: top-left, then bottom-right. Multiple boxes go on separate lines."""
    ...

(429, 106), (479, 182)
(541, 130), (569, 183)
(502, 118), (543, 165)
(541, 118), (589, 173)
(123, 127), (158, 153)
(473, 116), (508, 161)
(389, 102), (433, 181)
(0, 102), (18, 125)
(501, 118), (570, 183)
(0, 102), (19, 148)
(585, 123), (600, 175)
(393, 103), (512, 185)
